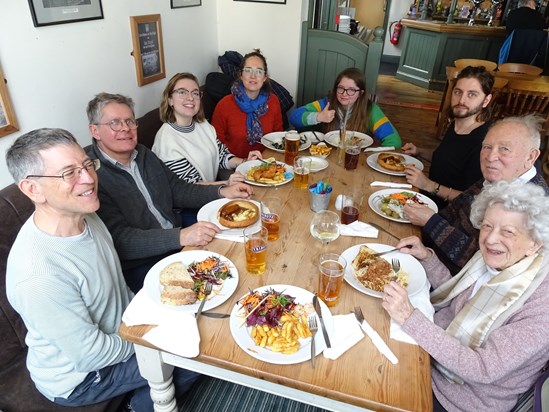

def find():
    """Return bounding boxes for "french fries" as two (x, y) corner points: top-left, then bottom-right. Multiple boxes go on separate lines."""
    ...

(310, 144), (332, 157)
(250, 313), (312, 354)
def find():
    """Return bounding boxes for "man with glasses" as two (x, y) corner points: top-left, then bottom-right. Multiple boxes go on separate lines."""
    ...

(86, 92), (253, 292)
(5, 128), (199, 411)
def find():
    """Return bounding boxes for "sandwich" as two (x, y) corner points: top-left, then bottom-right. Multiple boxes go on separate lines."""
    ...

(159, 262), (197, 305)
(217, 200), (259, 228)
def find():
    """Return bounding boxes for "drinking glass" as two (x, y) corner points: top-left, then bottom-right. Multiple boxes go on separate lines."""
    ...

(243, 226), (268, 275)
(261, 197), (281, 241)
(293, 156), (311, 189)
(310, 210), (340, 245)
(344, 144), (360, 170)
(318, 252), (347, 307)
(340, 190), (363, 225)
(284, 131), (300, 165)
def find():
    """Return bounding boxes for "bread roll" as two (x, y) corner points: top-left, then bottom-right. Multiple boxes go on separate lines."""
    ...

(217, 200), (259, 229)
(160, 286), (198, 305)
(159, 262), (194, 288)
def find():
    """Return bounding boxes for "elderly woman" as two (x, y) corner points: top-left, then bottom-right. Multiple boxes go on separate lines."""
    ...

(152, 72), (261, 186)
(211, 49), (284, 158)
(384, 180), (549, 412)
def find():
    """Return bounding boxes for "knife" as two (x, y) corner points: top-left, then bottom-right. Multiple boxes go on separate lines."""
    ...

(313, 294), (331, 348)
(354, 312), (398, 365)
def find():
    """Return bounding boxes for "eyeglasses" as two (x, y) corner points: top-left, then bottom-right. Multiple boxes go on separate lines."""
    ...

(171, 88), (203, 99)
(241, 67), (266, 77)
(26, 159), (101, 183)
(336, 86), (362, 96)
(96, 119), (139, 131)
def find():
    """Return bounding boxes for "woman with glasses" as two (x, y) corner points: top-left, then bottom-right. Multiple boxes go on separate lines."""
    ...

(211, 49), (284, 158)
(153, 72), (261, 186)
(289, 67), (401, 148)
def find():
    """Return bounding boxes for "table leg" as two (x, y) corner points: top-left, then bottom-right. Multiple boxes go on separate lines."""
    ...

(134, 344), (177, 412)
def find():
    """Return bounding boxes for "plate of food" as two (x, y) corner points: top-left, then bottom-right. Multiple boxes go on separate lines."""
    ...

(229, 285), (333, 365)
(143, 250), (239, 312)
(324, 131), (374, 149)
(197, 198), (261, 236)
(368, 189), (438, 223)
(341, 243), (427, 298)
(236, 160), (294, 187)
(261, 132), (311, 153)
(309, 143), (332, 158)
(366, 152), (424, 176)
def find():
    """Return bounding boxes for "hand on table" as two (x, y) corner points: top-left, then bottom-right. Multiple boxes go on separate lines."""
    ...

(403, 203), (435, 227)
(179, 221), (220, 247)
(220, 182), (253, 199)
(382, 281), (414, 326)
(317, 102), (335, 124)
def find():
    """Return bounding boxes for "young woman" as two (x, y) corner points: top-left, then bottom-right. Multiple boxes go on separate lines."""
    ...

(211, 50), (284, 158)
(289, 67), (401, 148)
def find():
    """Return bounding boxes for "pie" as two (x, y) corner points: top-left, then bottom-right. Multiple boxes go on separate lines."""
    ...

(217, 200), (259, 228)
(377, 153), (405, 172)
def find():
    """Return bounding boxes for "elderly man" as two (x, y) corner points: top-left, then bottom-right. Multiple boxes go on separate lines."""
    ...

(404, 114), (549, 274)
(5, 129), (198, 411)
(85, 93), (253, 292)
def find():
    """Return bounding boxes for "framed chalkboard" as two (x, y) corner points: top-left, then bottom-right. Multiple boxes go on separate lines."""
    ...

(130, 14), (166, 86)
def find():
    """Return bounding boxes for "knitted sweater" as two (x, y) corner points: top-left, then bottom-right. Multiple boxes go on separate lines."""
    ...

(86, 143), (222, 270)
(403, 253), (549, 412)
(288, 97), (402, 148)
(422, 171), (549, 274)
(211, 93), (284, 158)
(6, 213), (134, 400)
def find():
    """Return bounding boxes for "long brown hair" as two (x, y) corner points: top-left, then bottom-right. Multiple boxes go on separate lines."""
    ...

(325, 68), (370, 133)
(159, 72), (205, 123)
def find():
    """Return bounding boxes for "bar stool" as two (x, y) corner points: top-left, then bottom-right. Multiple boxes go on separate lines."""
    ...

(495, 63), (543, 80)
(454, 59), (497, 71)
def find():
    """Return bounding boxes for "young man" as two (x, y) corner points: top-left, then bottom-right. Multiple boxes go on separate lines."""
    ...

(85, 93), (253, 292)
(5, 128), (199, 411)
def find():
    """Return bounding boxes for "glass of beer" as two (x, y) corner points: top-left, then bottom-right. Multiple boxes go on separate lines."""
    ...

(318, 253), (347, 307)
(284, 131), (301, 165)
(293, 156), (311, 189)
(261, 197), (281, 241)
(243, 226), (268, 275)
(344, 144), (360, 170)
(340, 190), (363, 224)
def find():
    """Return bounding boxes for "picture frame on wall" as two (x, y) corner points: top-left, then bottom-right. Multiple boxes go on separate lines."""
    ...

(0, 65), (19, 138)
(234, 0), (286, 3)
(171, 0), (202, 8)
(130, 14), (166, 87)
(27, 0), (104, 27)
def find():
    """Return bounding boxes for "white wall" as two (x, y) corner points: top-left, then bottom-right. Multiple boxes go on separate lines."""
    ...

(383, 0), (411, 57)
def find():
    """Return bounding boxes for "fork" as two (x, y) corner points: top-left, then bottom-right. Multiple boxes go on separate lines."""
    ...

(195, 282), (213, 319)
(391, 258), (400, 280)
(307, 315), (318, 368)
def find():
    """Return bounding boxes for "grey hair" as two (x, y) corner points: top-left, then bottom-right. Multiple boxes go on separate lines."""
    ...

(518, 0), (534, 7)
(86, 92), (135, 125)
(470, 181), (549, 252)
(490, 114), (542, 150)
(6, 128), (79, 183)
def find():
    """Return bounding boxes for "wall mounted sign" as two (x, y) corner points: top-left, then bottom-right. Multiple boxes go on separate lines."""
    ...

(130, 14), (166, 87)
(171, 0), (202, 8)
(234, 0), (286, 3)
(27, 0), (104, 27)
(0, 65), (19, 138)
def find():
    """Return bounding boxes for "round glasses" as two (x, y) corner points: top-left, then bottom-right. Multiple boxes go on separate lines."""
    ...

(26, 159), (101, 183)
(171, 88), (203, 99)
(97, 119), (139, 132)
(336, 86), (362, 96)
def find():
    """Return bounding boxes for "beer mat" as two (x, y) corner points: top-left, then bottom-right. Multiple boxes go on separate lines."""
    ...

(337, 221), (379, 238)
(323, 314), (364, 360)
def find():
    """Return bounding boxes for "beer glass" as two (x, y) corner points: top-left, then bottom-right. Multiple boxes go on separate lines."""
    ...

(318, 252), (347, 307)
(293, 156), (311, 189)
(284, 131), (300, 165)
(243, 226), (268, 275)
(260, 197), (281, 241)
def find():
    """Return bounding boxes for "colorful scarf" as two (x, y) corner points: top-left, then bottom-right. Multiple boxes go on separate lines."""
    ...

(231, 82), (269, 146)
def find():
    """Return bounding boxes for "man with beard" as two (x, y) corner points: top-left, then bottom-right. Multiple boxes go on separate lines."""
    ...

(401, 66), (493, 209)
(404, 114), (548, 274)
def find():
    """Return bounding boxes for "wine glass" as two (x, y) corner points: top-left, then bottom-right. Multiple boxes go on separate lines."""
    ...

(310, 210), (340, 245)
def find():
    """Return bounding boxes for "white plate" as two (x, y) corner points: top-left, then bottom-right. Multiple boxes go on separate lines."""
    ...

(324, 130), (374, 149)
(341, 243), (427, 298)
(300, 156), (329, 173)
(368, 188), (438, 224)
(261, 132), (311, 153)
(230, 284), (333, 364)
(197, 198), (261, 236)
(366, 152), (424, 176)
(301, 130), (325, 144)
(143, 250), (239, 312)
(236, 160), (294, 187)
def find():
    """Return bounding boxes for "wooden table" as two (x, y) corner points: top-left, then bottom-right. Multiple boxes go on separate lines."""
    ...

(119, 148), (433, 412)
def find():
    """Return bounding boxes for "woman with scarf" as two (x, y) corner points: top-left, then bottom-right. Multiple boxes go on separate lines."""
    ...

(212, 50), (284, 158)
(153, 72), (261, 186)
(289, 67), (401, 148)
(384, 180), (549, 412)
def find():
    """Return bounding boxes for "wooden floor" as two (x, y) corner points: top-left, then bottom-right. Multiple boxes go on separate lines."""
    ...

(375, 74), (443, 153)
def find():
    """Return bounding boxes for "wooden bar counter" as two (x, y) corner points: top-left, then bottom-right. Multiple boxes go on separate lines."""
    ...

(119, 148), (433, 412)
(396, 19), (507, 91)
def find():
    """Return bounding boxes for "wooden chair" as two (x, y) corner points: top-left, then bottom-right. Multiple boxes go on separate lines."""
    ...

(495, 63), (543, 80)
(455, 58), (497, 71)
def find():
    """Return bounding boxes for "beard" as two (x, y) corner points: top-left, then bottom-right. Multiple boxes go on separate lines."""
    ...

(452, 101), (484, 119)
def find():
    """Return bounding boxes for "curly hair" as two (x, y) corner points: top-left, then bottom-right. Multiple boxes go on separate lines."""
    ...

(159, 72), (205, 124)
(448, 65), (494, 123)
(470, 180), (549, 253)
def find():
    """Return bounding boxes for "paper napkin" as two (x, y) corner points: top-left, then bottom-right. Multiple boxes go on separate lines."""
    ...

(323, 314), (364, 360)
(338, 221), (379, 238)
(122, 290), (200, 358)
(364, 146), (395, 153)
(370, 181), (413, 189)
(390, 281), (434, 345)
(215, 233), (245, 243)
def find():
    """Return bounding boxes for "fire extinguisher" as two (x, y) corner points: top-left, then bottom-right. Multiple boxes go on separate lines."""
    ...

(389, 20), (402, 45)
